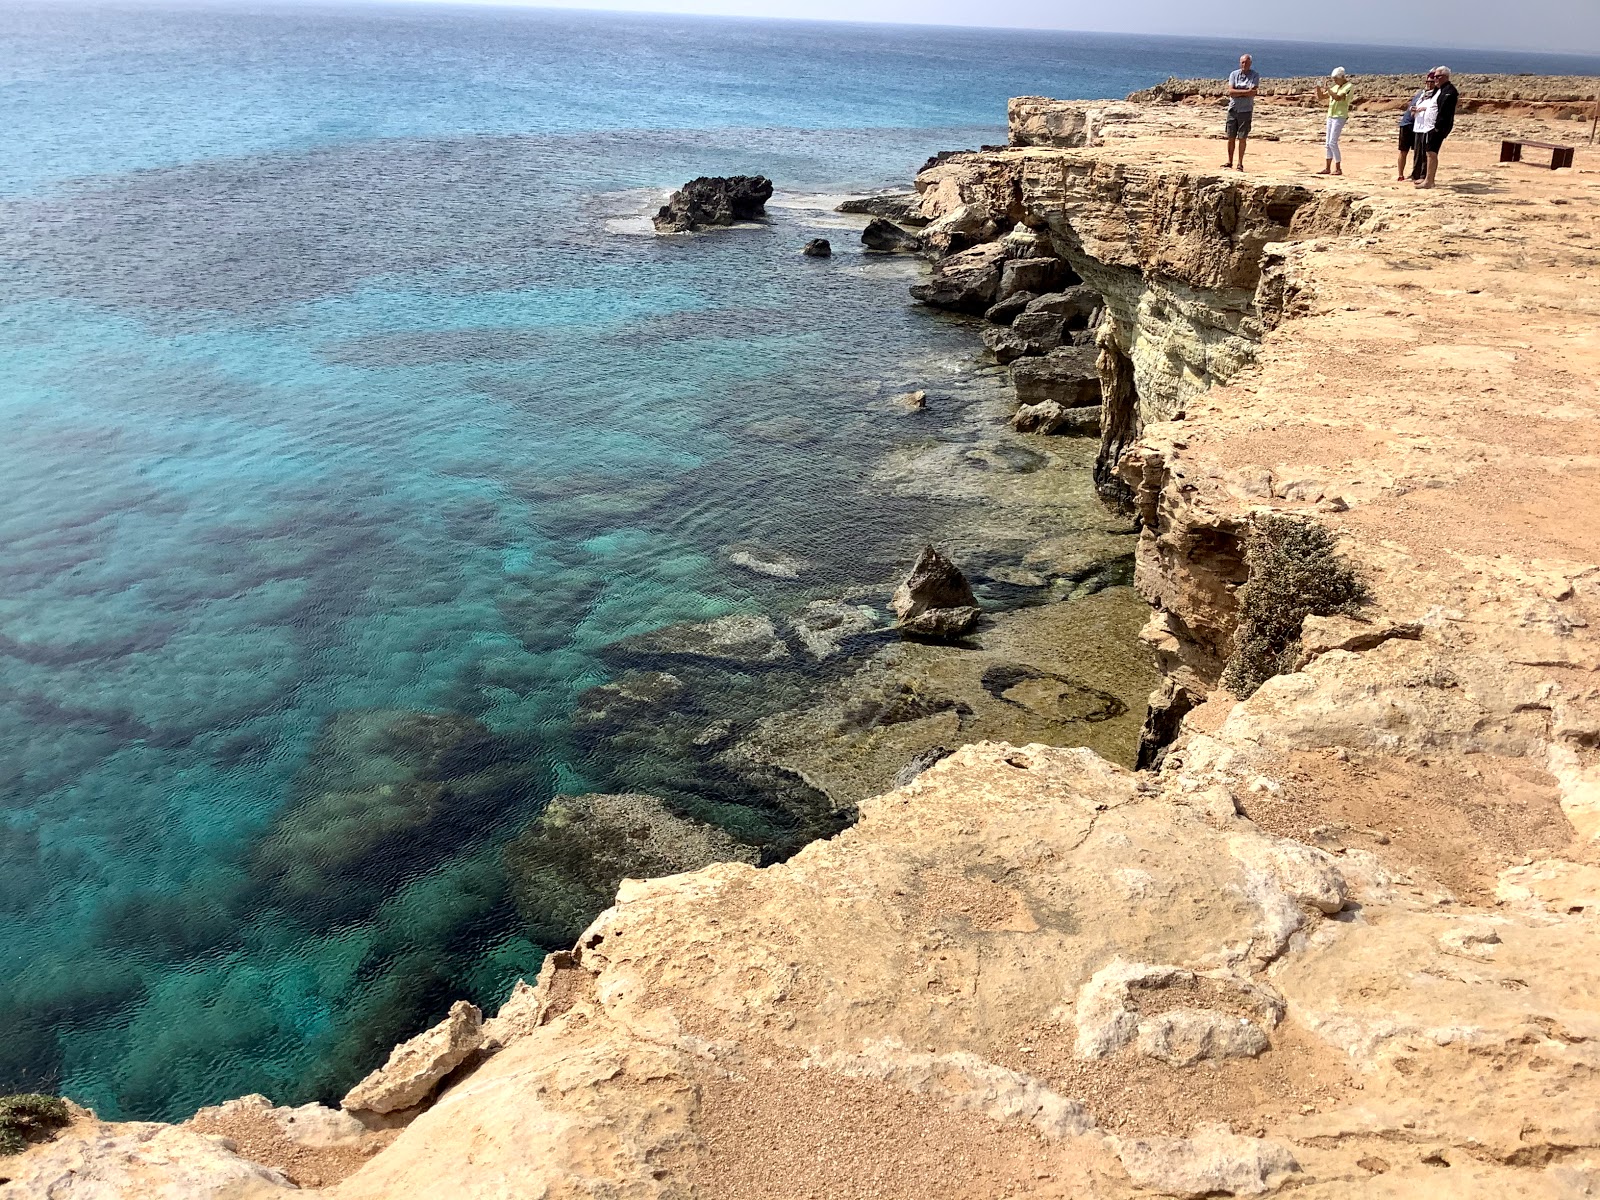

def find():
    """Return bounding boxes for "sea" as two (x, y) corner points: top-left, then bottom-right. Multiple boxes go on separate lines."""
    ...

(3, 0), (1597, 1122)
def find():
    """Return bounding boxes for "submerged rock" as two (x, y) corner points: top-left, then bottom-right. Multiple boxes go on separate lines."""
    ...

(608, 613), (792, 667)
(341, 1000), (483, 1116)
(652, 175), (774, 233)
(725, 543), (808, 579)
(861, 217), (922, 254)
(801, 238), (832, 257)
(790, 598), (888, 660)
(503, 793), (759, 947)
(891, 546), (981, 639)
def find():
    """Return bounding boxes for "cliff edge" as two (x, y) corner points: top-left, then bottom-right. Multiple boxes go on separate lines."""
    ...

(6, 99), (1600, 1200)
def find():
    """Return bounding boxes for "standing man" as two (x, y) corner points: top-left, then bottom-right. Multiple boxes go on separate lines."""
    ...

(1416, 66), (1459, 188)
(1224, 53), (1260, 171)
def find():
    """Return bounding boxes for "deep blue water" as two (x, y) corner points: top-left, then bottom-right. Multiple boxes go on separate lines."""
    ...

(3, 1), (1598, 1122)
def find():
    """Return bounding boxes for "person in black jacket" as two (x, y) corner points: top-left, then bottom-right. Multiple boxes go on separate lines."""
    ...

(1416, 66), (1459, 189)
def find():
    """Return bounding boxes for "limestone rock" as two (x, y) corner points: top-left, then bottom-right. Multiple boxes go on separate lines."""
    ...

(801, 238), (831, 257)
(999, 256), (1071, 301)
(725, 543), (808, 579)
(1026, 285), (1102, 328)
(789, 598), (887, 660)
(192, 1095), (367, 1149)
(481, 979), (543, 1051)
(983, 291), (1036, 325)
(981, 324), (1043, 365)
(891, 546), (981, 640)
(909, 242), (1009, 314)
(1010, 345), (1103, 408)
(0, 1121), (294, 1197)
(1135, 1008), (1271, 1067)
(919, 204), (999, 257)
(1115, 1126), (1300, 1197)
(652, 175), (773, 233)
(861, 217), (922, 254)
(836, 192), (927, 225)
(340, 1001), (484, 1116)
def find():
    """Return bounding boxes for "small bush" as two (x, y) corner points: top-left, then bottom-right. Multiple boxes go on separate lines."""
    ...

(1222, 514), (1370, 699)
(0, 1094), (69, 1155)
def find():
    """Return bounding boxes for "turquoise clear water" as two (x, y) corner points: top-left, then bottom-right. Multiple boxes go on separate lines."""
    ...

(3, 1), (1597, 1121)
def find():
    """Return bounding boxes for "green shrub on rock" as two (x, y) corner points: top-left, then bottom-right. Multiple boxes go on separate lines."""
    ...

(0, 1093), (69, 1155)
(1222, 514), (1370, 699)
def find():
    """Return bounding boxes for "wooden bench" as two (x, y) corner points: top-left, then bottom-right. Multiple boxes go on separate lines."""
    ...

(1501, 140), (1576, 170)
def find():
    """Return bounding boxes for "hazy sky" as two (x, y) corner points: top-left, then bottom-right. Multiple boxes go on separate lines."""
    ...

(463, 0), (1600, 54)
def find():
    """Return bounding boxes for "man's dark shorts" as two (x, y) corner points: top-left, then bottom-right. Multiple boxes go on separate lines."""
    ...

(1398, 126), (1415, 153)
(1225, 111), (1253, 138)
(1425, 128), (1449, 153)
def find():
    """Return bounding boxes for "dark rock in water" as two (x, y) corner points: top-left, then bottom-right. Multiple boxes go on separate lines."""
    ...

(892, 746), (954, 790)
(504, 794), (758, 947)
(891, 546), (981, 640)
(983, 292), (1036, 325)
(836, 193), (928, 226)
(653, 175), (774, 233)
(802, 238), (832, 257)
(608, 613), (792, 667)
(574, 671), (686, 731)
(253, 709), (537, 906)
(1025, 285), (1102, 330)
(909, 243), (1008, 314)
(998, 257), (1071, 301)
(1011, 345), (1103, 408)
(861, 217), (923, 254)
(1011, 400), (1101, 437)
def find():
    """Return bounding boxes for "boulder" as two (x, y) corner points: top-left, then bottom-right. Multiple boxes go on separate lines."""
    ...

(919, 204), (998, 257)
(1025, 285), (1102, 330)
(891, 546), (981, 640)
(892, 389), (928, 412)
(801, 238), (832, 257)
(1011, 400), (1101, 436)
(909, 242), (1009, 314)
(1010, 345), (1102, 408)
(983, 291), (1036, 325)
(835, 192), (928, 225)
(653, 175), (773, 233)
(1011, 309), (1068, 350)
(861, 217), (922, 254)
(998, 256), (1071, 301)
(340, 1001), (484, 1116)
(981, 325), (1042, 365)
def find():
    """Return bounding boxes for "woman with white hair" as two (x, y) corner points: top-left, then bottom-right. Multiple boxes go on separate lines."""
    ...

(1313, 67), (1353, 175)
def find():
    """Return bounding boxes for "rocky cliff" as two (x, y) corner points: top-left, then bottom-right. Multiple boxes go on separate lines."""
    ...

(7, 101), (1600, 1200)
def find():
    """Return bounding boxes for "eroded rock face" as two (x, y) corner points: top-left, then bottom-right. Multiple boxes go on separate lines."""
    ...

(340, 1000), (483, 1116)
(891, 546), (980, 639)
(653, 175), (774, 232)
(909, 242), (1009, 314)
(0, 1121), (294, 1198)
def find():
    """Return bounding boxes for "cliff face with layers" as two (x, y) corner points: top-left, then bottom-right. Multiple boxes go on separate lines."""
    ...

(8, 102), (1600, 1200)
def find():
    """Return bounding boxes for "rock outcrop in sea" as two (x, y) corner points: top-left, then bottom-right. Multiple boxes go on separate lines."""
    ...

(652, 174), (774, 232)
(9, 84), (1600, 1200)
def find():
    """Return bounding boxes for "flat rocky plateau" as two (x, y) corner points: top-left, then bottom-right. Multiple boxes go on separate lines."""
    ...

(6, 95), (1600, 1199)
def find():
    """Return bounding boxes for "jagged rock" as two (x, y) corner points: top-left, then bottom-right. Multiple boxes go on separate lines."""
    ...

(981, 324), (1042, 365)
(503, 794), (759, 947)
(652, 175), (773, 233)
(909, 242), (1009, 314)
(998, 256), (1072, 301)
(1115, 1126), (1301, 1197)
(801, 238), (832, 258)
(1011, 346), (1103, 408)
(861, 217), (922, 254)
(0, 1121), (295, 1197)
(891, 546), (981, 640)
(983, 291), (1036, 325)
(836, 192), (928, 225)
(608, 613), (791, 666)
(891, 389), (928, 412)
(1011, 400), (1100, 436)
(481, 979), (544, 1051)
(891, 745), (953, 789)
(341, 1001), (483, 1116)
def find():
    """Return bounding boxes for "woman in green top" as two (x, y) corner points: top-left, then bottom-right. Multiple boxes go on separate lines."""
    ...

(1314, 67), (1354, 176)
